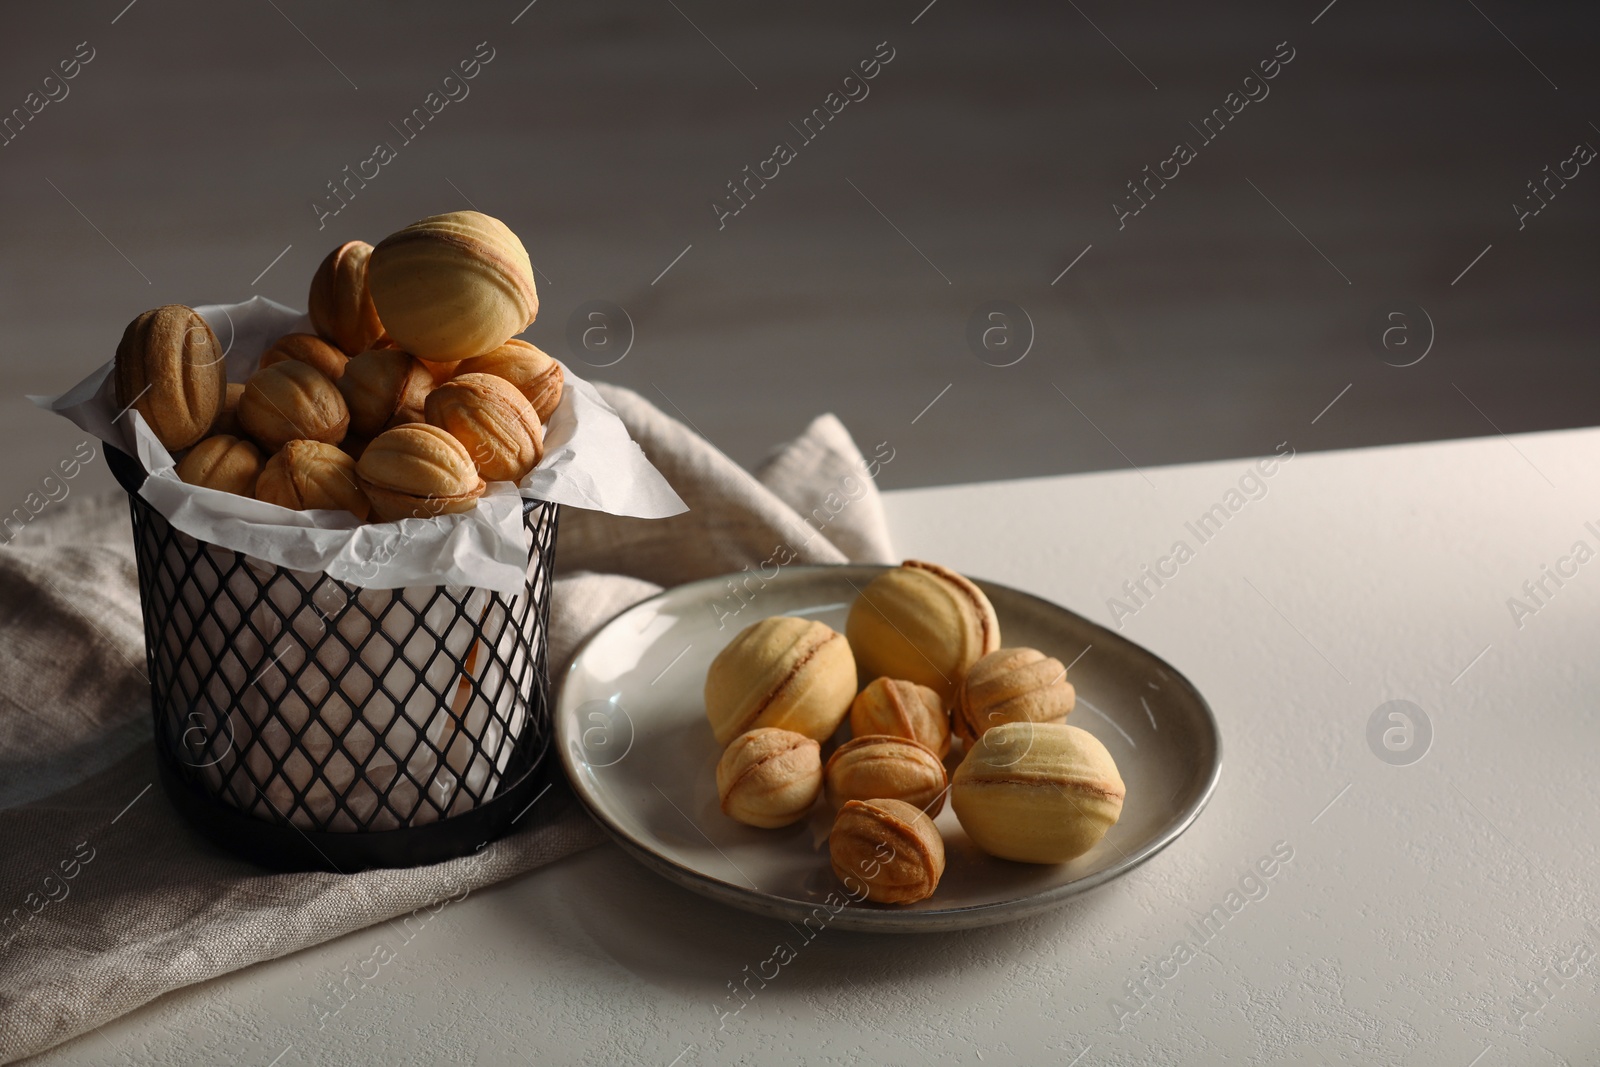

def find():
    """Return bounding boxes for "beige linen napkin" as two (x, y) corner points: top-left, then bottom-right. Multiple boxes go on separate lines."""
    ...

(0, 385), (895, 1064)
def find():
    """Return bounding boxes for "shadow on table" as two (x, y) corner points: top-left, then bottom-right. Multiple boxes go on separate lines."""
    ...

(495, 841), (1127, 1002)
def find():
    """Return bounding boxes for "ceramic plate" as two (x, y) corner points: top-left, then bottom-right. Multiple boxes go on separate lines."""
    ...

(555, 565), (1220, 932)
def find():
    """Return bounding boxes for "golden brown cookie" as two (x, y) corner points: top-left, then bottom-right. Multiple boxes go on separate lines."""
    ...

(113, 304), (226, 451)
(366, 211), (537, 363)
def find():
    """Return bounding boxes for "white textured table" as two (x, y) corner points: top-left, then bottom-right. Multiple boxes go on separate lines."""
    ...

(26, 429), (1600, 1066)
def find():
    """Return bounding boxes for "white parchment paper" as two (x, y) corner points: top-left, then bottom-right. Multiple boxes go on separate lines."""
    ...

(31, 296), (686, 596)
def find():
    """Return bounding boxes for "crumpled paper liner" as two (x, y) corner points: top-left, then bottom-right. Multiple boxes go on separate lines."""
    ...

(33, 296), (686, 598)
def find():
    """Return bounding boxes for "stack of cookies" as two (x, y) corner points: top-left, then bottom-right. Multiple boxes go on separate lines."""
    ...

(703, 560), (1127, 905)
(113, 210), (564, 523)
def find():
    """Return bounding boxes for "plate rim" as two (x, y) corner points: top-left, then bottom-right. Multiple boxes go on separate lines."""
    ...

(555, 562), (1223, 932)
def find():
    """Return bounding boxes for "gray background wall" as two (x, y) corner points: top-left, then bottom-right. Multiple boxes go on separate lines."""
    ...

(1, 0), (1595, 507)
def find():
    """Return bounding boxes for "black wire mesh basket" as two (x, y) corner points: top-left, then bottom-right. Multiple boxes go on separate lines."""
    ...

(108, 447), (559, 872)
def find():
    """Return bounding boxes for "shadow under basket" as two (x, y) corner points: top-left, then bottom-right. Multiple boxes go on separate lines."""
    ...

(108, 447), (560, 872)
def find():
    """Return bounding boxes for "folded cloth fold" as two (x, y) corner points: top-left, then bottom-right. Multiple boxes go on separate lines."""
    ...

(0, 384), (895, 1064)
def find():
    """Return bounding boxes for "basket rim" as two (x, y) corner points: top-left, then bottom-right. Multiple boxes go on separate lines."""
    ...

(104, 443), (553, 522)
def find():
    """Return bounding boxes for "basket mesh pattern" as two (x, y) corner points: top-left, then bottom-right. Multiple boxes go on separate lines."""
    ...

(125, 494), (558, 833)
